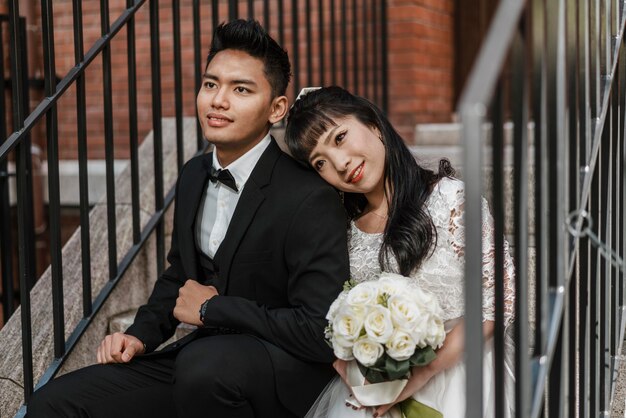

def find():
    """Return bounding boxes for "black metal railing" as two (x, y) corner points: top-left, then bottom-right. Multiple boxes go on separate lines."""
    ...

(0, 1), (388, 416)
(460, 0), (625, 416)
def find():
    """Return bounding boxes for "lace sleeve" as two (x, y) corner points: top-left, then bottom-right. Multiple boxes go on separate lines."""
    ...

(446, 180), (516, 326)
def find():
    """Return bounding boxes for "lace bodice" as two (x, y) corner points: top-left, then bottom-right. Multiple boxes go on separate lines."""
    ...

(348, 177), (515, 325)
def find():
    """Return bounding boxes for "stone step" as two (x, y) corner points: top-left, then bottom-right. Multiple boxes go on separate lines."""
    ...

(414, 121), (536, 147)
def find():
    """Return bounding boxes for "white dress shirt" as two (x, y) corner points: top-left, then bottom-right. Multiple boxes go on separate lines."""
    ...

(195, 134), (271, 258)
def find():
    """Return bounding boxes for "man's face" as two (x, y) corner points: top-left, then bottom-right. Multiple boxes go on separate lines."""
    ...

(197, 49), (286, 166)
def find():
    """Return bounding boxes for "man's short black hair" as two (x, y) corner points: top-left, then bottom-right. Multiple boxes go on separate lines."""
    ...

(206, 19), (292, 98)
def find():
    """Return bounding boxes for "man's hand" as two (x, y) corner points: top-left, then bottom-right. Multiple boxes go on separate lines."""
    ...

(173, 279), (219, 326)
(96, 332), (145, 364)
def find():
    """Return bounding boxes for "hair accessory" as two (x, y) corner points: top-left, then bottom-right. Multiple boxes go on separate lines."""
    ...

(291, 87), (322, 108)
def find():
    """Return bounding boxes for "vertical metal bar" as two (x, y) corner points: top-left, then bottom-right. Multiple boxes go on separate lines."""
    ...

(491, 79), (505, 418)
(381, 0), (388, 114)
(580, 223), (591, 418)
(330, 0), (336, 85)
(41, 0), (66, 359)
(318, 0), (325, 86)
(8, 0), (34, 401)
(609, 50), (619, 369)
(579, 3), (591, 412)
(247, 0), (254, 20)
(548, 0), (569, 411)
(462, 103), (484, 418)
(74, 0), (93, 319)
(589, 144), (600, 417)
(599, 111), (612, 412)
(511, 28), (531, 418)
(228, 0), (238, 21)
(532, 0), (548, 356)
(590, 0), (600, 118)
(306, 0), (313, 87)
(566, 1), (580, 416)
(600, 0), (608, 80)
(372, 0), (379, 104)
(278, 0), (285, 52)
(617, 33), (626, 396)
(172, 0), (184, 171)
(212, 2), (219, 43)
(126, 0), (140, 245)
(263, 0), (270, 31)
(341, 0), (348, 87)
(0, 18), (15, 324)
(193, 0), (204, 150)
(150, 0), (165, 276)
(362, 0), (369, 99)
(351, 0), (358, 94)
(291, 0), (300, 97)
(19, 19), (36, 294)
(101, 0), (118, 280)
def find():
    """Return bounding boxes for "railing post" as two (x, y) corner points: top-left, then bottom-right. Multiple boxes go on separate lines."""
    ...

(41, 0), (66, 360)
(8, 0), (35, 403)
(149, 0), (165, 276)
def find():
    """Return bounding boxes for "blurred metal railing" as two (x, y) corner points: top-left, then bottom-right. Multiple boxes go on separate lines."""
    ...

(0, 1), (388, 416)
(460, 0), (626, 416)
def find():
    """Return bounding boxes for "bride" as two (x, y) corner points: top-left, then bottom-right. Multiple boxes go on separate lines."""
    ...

(284, 86), (515, 418)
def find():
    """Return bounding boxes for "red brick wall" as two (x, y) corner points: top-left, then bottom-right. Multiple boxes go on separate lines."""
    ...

(386, 0), (455, 143)
(1, 1), (455, 159)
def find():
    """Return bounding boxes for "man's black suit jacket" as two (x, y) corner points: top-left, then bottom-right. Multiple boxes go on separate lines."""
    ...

(126, 139), (350, 416)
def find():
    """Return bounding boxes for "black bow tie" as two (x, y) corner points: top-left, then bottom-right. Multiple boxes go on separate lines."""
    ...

(208, 166), (238, 192)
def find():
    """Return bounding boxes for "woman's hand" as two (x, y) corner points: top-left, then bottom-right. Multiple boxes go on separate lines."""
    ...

(333, 359), (367, 411)
(373, 365), (435, 416)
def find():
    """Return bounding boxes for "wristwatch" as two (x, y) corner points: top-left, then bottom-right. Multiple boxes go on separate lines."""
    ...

(199, 299), (211, 324)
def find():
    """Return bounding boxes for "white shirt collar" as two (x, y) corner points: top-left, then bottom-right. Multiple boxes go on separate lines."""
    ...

(212, 133), (272, 192)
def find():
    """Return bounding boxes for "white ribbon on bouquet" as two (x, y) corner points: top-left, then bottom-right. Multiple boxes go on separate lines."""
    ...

(345, 360), (406, 418)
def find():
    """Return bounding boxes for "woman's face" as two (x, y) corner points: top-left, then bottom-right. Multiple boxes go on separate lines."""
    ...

(308, 116), (386, 196)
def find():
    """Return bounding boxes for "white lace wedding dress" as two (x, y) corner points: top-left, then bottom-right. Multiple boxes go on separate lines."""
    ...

(305, 178), (516, 418)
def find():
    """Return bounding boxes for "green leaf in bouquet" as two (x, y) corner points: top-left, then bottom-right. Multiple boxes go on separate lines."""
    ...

(408, 346), (437, 367)
(357, 361), (388, 384)
(343, 279), (356, 292)
(385, 356), (411, 380)
(378, 292), (391, 307)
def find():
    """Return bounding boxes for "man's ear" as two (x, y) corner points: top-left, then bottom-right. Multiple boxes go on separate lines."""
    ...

(268, 95), (289, 124)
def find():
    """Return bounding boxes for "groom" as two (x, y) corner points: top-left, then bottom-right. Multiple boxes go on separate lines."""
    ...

(27, 19), (349, 418)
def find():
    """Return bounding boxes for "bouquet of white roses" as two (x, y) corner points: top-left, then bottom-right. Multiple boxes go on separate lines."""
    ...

(325, 272), (445, 414)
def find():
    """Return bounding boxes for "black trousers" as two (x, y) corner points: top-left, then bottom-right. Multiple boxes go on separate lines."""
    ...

(26, 334), (298, 418)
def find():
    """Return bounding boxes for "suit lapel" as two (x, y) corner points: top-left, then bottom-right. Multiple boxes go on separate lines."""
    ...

(215, 139), (282, 293)
(178, 153), (212, 279)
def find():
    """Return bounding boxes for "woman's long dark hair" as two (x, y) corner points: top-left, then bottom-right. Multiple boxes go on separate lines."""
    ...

(284, 86), (454, 275)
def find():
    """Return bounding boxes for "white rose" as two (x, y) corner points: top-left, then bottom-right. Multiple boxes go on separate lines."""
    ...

(333, 342), (355, 361)
(353, 337), (385, 366)
(346, 282), (379, 307)
(385, 329), (416, 361)
(364, 305), (394, 343)
(423, 318), (446, 348)
(326, 291), (348, 321)
(388, 294), (422, 331)
(412, 288), (443, 318)
(332, 305), (366, 347)
(377, 273), (407, 296)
